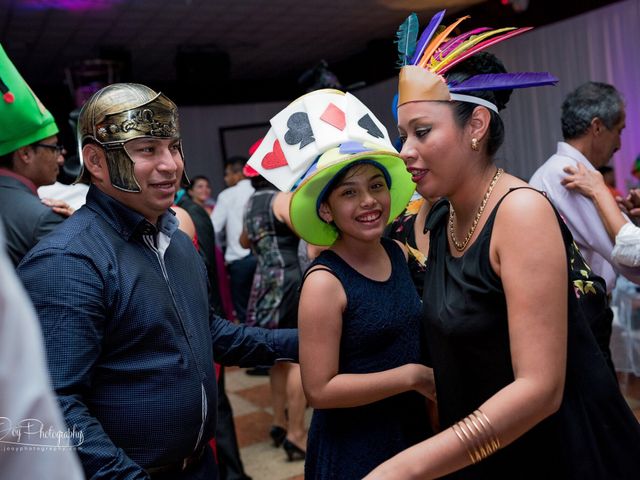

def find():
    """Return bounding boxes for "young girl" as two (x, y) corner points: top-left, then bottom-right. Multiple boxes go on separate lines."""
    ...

(290, 145), (434, 480)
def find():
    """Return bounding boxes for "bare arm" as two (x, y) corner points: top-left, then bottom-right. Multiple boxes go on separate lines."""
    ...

(306, 243), (326, 261)
(365, 190), (567, 479)
(298, 267), (434, 410)
(273, 191), (294, 230)
(238, 228), (250, 249)
(561, 163), (626, 241)
(173, 205), (196, 240)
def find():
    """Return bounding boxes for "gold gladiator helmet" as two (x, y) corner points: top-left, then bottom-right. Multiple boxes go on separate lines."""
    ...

(77, 83), (187, 192)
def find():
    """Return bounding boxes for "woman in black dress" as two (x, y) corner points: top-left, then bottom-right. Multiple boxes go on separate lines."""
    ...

(366, 12), (640, 480)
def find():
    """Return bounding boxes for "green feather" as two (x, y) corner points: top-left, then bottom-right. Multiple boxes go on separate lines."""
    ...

(395, 13), (419, 67)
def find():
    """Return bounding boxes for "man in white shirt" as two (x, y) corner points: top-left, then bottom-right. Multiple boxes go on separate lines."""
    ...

(530, 81), (640, 372)
(211, 156), (256, 323)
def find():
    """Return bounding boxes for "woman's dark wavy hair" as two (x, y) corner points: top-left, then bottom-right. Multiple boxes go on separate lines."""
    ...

(443, 52), (513, 157)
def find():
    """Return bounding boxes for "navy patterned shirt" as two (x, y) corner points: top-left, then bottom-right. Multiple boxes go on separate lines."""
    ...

(18, 185), (297, 480)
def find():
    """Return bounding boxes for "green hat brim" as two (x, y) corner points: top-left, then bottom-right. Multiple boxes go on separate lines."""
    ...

(290, 151), (415, 246)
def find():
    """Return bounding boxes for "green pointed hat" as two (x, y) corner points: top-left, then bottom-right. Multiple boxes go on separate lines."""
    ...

(0, 43), (58, 156)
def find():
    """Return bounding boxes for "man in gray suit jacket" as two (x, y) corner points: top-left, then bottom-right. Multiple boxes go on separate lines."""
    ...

(0, 44), (67, 266)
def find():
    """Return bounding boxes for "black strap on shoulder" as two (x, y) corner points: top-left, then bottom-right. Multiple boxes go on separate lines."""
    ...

(496, 186), (576, 250)
(300, 265), (341, 291)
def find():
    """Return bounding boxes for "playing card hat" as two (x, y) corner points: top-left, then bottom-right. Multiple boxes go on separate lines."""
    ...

(289, 141), (414, 246)
(0, 43), (59, 156)
(246, 89), (397, 192)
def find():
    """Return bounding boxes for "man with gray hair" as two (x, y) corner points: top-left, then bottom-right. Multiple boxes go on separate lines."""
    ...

(530, 81), (640, 372)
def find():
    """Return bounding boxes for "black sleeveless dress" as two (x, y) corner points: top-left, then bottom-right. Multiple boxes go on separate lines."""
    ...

(423, 189), (640, 479)
(304, 238), (431, 480)
(244, 189), (301, 329)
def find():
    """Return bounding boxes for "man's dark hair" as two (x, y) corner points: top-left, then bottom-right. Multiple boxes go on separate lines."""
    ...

(561, 82), (624, 140)
(596, 165), (614, 175)
(224, 155), (247, 174)
(0, 151), (14, 169)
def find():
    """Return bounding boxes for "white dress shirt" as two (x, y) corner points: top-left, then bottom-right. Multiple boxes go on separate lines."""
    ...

(530, 142), (640, 291)
(613, 222), (640, 267)
(211, 179), (255, 263)
(38, 182), (89, 211)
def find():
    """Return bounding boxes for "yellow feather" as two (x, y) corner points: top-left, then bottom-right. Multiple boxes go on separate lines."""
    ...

(430, 27), (515, 72)
(418, 16), (470, 69)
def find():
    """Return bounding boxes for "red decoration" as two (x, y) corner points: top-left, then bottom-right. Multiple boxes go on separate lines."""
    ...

(320, 103), (346, 130)
(261, 140), (288, 169)
(3, 92), (15, 103)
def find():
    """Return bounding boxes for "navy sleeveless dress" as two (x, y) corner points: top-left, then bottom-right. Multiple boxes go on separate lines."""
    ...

(423, 190), (640, 479)
(304, 237), (431, 480)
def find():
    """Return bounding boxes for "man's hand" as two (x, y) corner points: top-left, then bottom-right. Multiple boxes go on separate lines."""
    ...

(617, 188), (640, 219)
(41, 198), (74, 218)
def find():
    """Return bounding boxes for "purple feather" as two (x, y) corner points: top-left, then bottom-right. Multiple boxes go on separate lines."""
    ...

(435, 27), (491, 61)
(409, 10), (446, 65)
(448, 72), (559, 92)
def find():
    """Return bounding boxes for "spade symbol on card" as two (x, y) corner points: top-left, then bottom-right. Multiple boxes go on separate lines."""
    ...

(357, 114), (384, 139)
(284, 112), (315, 149)
(262, 140), (288, 170)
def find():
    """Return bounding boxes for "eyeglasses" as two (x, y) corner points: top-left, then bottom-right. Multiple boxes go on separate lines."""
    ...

(32, 143), (66, 155)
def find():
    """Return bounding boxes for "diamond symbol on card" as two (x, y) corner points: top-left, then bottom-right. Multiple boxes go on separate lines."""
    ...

(320, 103), (346, 131)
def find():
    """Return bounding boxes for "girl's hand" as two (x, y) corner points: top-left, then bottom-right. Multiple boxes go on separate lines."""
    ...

(404, 363), (436, 401)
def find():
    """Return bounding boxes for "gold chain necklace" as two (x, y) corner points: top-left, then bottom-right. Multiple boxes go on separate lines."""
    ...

(448, 168), (504, 252)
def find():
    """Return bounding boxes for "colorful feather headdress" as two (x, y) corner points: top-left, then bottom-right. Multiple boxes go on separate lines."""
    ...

(395, 11), (558, 112)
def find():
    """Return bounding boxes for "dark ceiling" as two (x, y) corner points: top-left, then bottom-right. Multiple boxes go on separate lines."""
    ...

(1, 0), (621, 111)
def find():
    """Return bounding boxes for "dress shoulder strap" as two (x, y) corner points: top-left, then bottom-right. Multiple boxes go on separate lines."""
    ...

(489, 186), (576, 248)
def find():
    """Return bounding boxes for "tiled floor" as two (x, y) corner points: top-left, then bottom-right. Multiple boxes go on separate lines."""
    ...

(225, 367), (308, 480)
(226, 367), (640, 480)
(618, 372), (640, 421)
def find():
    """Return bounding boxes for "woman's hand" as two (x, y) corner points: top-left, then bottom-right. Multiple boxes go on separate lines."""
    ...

(561, 163), (608, 199)
(41, 198), (74, 217)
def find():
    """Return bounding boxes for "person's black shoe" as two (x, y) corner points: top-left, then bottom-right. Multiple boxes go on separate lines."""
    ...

(269, 425), (287, 447)
(245, 366), (270, 376)
(283, 439), (306, 461)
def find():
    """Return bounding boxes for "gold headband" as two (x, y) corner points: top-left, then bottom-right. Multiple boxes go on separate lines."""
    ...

(398, 65), (451, 106)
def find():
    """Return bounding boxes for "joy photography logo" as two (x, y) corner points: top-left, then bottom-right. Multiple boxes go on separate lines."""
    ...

(0, 417), (84, 451)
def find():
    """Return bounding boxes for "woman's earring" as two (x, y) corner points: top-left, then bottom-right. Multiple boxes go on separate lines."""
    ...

(471, 138), (479, 151)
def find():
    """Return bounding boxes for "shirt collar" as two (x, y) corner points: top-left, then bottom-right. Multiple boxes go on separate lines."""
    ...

(0, 168), (38, 195)
(557, 142), (595, 170)
(85, 184), (179, 241)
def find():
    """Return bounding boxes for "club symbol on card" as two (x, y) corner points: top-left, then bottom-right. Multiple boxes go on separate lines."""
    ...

(357, 114), (384, 139)
(261, 140), (288, 170)
(284, 112), (315, 149)
(320, 103), (346, 131)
